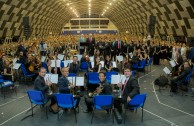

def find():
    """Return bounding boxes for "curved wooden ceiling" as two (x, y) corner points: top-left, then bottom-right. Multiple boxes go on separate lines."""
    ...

(0, 0), (194, 38)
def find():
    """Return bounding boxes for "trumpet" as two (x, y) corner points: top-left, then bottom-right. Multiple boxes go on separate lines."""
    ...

(88, 86), (104, 97)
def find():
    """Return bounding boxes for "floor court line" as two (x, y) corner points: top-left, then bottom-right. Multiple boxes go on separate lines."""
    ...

(143, 109), (178, 126)
(152, 82), (194, 117)
(0, 107), (31, 126)
(0, 95), (27, 107)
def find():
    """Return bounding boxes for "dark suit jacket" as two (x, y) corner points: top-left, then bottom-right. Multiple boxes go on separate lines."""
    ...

(58, 75), (70, 93)
(34, 75), (49, 94)
(122, 77), (140, 102)
(99, 80), (112, 95)
(86, 37), (95, 48)
(68, 62), (79, 74)
(175, 67), (191, 83)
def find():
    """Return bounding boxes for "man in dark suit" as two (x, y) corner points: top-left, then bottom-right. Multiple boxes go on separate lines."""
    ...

(114, 36), (124, 56)
(86, 33), (95, 56)
(68, 56), (79, 74)
(84, 72), (112, 113)
(34, 67), (56, 113)
(115, 67), (140, 112)
(58, 67), (80, 107)
(171, 61), (191, 92)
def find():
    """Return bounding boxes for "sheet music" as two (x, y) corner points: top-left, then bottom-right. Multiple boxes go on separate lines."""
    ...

(91, 61), (94, 68)
(57, 54), (64, 61)
(63, 60), (70, 67)
(163, 67), (171, 74)
(13, 63), (21, 69)
(169, 60), (176, 67)
(116, 56), (123, 62)
(44, 74), (58, 83)
(120, 75), (126, 84)
(75, 77), (84, 86)
(41, 56), (46, 62)
(67, 77), (76, 84)
(13, 58), (17, 65)
(112, 61), (117, 68)
(100, 61), (104, 67)
(51, 60), (61, 67)
(89, 56), (94, 62)
(129, 52), (133, 58)
(111, 75), (120, 84)
(74, 55), (82, 61)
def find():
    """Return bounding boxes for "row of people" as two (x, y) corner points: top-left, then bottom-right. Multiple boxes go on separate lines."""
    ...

(34, 66), (140, 114)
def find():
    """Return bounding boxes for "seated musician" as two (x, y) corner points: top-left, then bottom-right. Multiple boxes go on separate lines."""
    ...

(84, 72), (112, 113)
(115, 67), (140, 112)
(2, 59), (14, 82)
(68, 56), (79, 74)
(25, 53), (35, 73)
(104, 55), (113, 72)
(58, 67), (80, 108)
(51, 51), (61, 75)
(34, 67), (57, 113)
(17, 51), (26, 65)
(171, 61), (191, 92)
(89, 56), (102, 73)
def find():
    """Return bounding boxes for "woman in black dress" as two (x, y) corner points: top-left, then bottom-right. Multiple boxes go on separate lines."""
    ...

(153, 42), (160, 65)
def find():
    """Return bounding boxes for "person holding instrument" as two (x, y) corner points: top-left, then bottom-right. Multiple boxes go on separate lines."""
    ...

(114, 67), (140, 112)
(34, 67), (57, 114)
(58, 67), (80, 108)
(84, 72), (112, 113)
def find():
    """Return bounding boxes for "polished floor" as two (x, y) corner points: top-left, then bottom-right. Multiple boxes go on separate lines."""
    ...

(0, 64), (194, 126)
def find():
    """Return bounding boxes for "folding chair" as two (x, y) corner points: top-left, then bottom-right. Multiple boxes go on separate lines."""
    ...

(55, 93), (78, 122)
(91, 95), (114, 124)
(21, 90), (49, 121)
(20, 64), (35, 82)
(0, 79), (16, 98)
(124, 94), (147, 123)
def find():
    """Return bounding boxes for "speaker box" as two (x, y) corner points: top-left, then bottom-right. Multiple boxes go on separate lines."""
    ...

(148, 15), (156, 36)
(187, 37), (194, 47)
(23, 17), (30, 26)
(149, 15), (156, 25)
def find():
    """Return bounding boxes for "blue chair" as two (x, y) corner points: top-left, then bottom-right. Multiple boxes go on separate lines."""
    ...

(20, 64), (35, 82)
(41, 62), (49, 73)
(132, 62), (138, 70)
(0, 79), (15, 98)
(88, 72), (100, 84)
(91, 95), (114, 124)
(80, 62), (89, 72)
(106, 71), (118, 83)
(132, 70), (135, 77)
(68, 73), (77, 77)
(22, 90), (49, 120)
(124, 94), (147, 123)
(145, 58), (153, 72)
(138, 60), (146, 74)
(55, 94), (78, 122)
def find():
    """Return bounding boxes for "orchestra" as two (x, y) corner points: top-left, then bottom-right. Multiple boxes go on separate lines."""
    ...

(0, 33), (193, 118)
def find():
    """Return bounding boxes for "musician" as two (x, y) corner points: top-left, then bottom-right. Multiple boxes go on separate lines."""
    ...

(86, 34), (95, 56)
(114, 36), (124, 56)
(78, 34), (86, 54)
(104, 55), (113, 72)
(34, 67), (57, 113)
(39, 40), (47, 56)
(58, 67), (80, 108)
(115, 67), (140, 112)
(171, 61), (191, 92)
(2, 59), (14, 81)
(84, 72), (112, 113)
(68, 56), (79, 74)
(90, 56), (102, 73)
(17, 51), (27, 65)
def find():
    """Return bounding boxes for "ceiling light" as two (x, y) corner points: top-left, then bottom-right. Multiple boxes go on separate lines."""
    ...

(105, 9), (107, 11)
(109, 3), (112, 5)
(107, 7), (109, 9)
(70, 7), (72, 9)
(89, 4), (91, 6)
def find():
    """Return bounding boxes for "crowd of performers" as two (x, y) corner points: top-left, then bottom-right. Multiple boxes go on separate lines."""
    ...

(0, 34), (194, 83)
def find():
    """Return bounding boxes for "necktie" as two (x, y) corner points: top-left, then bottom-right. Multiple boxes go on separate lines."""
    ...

(90, 38), (92, 43)
(118, 41), (120, 49)
(122, 78), (128, 95)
